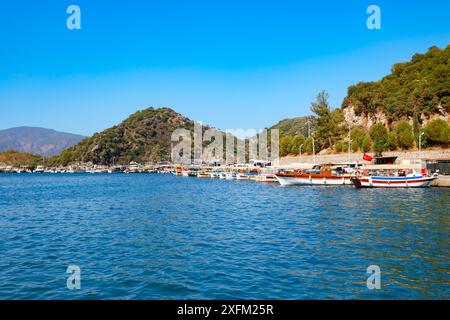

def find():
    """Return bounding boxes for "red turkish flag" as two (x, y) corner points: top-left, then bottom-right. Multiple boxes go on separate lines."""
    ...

(363, 153), (373, 161)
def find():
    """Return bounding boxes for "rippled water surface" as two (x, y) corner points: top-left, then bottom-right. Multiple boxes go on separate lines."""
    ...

(0, 174), (448, 299)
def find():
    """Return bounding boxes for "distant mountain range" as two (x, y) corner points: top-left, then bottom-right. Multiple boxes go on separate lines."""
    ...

(0, 127), (85, 157)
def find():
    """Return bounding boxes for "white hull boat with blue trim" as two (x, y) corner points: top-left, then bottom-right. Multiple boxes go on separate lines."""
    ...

(351, 174), (437, 188)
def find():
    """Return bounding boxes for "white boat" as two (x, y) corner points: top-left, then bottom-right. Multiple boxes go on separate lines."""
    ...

(225, 172), (237, 180)
(210, 171), (221, 178)
(236, 173), (251, 180)
(34, 165), (45, 173)
(351, 174), (437, 188)
(256, 173), (278, 183)
(219, 172), (227, 179)
(236, 173), (260, 180)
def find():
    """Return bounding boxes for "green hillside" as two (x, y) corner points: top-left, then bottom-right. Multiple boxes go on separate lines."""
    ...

(0, 150), (43, 167)
(270, 116), (316, 137)
(51, 107), (198, 165)
(276, 45), (450, 157)
(342, 45), (450, 121)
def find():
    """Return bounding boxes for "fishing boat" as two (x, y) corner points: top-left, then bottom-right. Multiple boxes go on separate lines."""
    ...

(275, 165), (353, 186)
(351, 174), (437, 188)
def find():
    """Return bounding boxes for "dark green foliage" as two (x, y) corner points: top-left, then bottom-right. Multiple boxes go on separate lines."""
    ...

(343, 45), (450, 122)
(0, 150), (43, 167)
(361, 135), (373, 153)
(424, 119), (450, 146)
(394, 121), (415, 149)
(334, 141), (345, 153)
(350, 127), (371, 152)
(303, 137), (314, 155)
(270, 116), (316, 137)
(310, 91), (345, 149)
(387, 131), (398, 150)
(280, 136), (293, 157)
(369, 123), (389, 156)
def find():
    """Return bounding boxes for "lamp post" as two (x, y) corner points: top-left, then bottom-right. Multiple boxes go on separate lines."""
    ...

(419, 131), (424, 159)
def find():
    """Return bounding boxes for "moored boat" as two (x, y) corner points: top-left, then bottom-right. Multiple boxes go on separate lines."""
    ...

(197, 171), (210, 178)
(33, 165), (45, 173)
(181, 170), (190, 177)
(210, 171), (221, 178)
(236, 173), (251, 180)
(256, 173), (278, 183)
(188, 171), (198, 177)
(225, 172), (237, 180)
(351, 174), (437, 188)
(275, 165), (353, 186)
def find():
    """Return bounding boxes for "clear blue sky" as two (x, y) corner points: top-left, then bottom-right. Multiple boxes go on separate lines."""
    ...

(0, 0), (449, 135)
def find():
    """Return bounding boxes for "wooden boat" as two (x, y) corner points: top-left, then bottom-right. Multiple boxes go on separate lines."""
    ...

(351, 174), (437, 188)
(197, 171), (210, 178)
(275, 165), (353, 186)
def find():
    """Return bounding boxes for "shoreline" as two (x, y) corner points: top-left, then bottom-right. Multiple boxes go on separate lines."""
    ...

(278, 149), (450, 165)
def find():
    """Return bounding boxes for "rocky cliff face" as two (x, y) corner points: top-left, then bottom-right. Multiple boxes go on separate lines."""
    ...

(342, 45), (450, 128)
(343, 104), (449, 128)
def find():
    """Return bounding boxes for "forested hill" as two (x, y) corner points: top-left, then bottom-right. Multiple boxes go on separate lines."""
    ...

(52, 107), (202, 165)
(276, 45), (449, 157)
(342, 45), (450, 123)
(270, 116), (316, 137)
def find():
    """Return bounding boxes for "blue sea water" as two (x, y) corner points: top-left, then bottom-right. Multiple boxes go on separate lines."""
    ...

(0, 173), (448, 299)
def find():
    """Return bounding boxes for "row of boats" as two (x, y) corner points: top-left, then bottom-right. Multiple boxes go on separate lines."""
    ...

(174, 162), (438, 188)
(2, 159), (439, 188)
(178, 169), (278, 182)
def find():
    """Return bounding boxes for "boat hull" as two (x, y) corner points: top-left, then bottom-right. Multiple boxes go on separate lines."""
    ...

(351, 176), (436, 188)
(275, 175), (352, 186)
(225, 173), (237, 180)
(256, 174), (278, 183)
